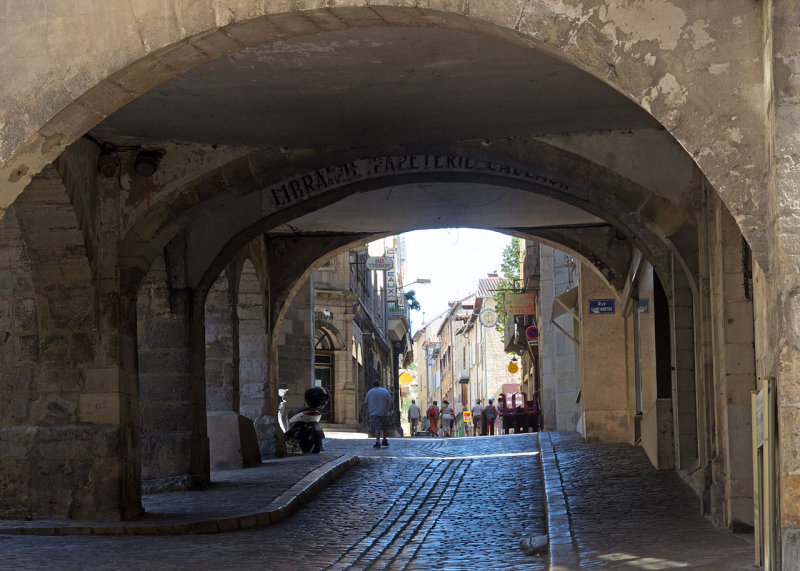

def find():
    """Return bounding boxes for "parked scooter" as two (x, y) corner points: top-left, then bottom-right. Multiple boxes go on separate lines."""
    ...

(283, 386), (329, 454)
(278, 388), (289, 433)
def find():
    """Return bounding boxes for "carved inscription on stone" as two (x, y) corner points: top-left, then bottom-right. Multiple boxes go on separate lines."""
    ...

(267, 154), (569, 209)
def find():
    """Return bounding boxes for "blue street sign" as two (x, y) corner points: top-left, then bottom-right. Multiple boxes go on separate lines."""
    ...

(638, 298), (650, 313)
(588, 299), (615, 314)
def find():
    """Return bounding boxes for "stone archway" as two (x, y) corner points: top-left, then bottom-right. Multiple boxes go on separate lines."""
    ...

(0, 4), (783, 552)
(1, 3), (767, 262)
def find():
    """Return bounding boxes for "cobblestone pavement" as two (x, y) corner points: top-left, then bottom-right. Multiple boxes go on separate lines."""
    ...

(0, 432), (760, 570)
(546, 432), (757, 570)
(0, 433), (547, 570)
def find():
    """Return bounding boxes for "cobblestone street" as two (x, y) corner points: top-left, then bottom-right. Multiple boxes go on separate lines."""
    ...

(0, 432), (759, 570)
(0, 434), (547, 570)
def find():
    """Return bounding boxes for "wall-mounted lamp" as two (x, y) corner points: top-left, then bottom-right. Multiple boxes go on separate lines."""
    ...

(134, 150), (163, 177)
(97, 151), (119, 178)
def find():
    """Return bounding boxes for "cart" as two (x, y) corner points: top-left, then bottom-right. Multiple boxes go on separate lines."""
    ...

(498, 391), (541, 434)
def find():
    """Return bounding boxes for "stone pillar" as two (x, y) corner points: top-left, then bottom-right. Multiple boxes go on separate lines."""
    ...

(137, 247), (201, 491)
(579, 264), (627, 442)
(205, 269), (237, 412)
(772, 0), (800, 562)
(237, 257), (272, 457)
(671, 268), (699, 470)
(0, 166), (130, 520)
(704, 195), (757, 528)
(277, 277), (314, 413)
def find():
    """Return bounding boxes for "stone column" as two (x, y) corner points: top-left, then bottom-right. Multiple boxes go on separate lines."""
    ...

(137, 241), (203, 491)
(772, 0), (800, 563)
(702, 195), (757, 528)
(0, 166), (132, 520)
(671, 268), (699, 471)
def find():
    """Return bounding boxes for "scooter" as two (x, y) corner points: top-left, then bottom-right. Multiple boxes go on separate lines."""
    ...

(283, 386), (329, 454)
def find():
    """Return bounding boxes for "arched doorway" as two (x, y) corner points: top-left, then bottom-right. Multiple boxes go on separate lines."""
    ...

(314, 327), (336, 422)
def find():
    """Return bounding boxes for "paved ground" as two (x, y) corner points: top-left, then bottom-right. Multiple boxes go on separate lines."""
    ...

(544, 433), (757, 570)
(0, 431), (758, 570)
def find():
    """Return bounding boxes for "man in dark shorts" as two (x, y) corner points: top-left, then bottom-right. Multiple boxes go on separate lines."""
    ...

(364, 380), (393, 448)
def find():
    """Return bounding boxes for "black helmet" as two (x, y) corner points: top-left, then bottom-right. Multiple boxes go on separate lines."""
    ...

(304, 386), (329, 408)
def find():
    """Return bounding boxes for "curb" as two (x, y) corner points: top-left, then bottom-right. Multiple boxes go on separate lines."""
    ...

(0, 453), (359, 537)
(538, 432), (581, 570)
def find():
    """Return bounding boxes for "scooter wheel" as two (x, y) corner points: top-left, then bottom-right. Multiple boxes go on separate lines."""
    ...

(300, 430), (323, 453)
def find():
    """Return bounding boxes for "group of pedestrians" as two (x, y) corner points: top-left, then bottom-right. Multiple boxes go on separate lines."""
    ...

(469, 398), (498, 436)
(365, 381), (505, 446)
(405, 397), (500, 437)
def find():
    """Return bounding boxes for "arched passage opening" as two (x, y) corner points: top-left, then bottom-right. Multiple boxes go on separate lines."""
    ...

(0, 4), (770, 554)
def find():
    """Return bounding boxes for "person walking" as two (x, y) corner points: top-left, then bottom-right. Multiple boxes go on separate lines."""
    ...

(427, 401), (439, 436)
(407, 399), (421, 436)
(484, 398), (498, 436)
(471, 399), (484, 436)
(364, 380), (393, 448)
(440, 400), (454, 437)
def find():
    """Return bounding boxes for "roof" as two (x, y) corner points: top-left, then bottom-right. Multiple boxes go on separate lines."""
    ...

(477, 277), (501, 298)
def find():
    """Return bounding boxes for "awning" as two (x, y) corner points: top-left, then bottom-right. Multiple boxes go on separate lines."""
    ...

(551, 287), (580, 345)
(552, 287), (579, 320)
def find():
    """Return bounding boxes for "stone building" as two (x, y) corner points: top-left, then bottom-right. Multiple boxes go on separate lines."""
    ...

(3, 1), (800, 565)
(413, 276), (521, 434)
(310, 238), (396, 430)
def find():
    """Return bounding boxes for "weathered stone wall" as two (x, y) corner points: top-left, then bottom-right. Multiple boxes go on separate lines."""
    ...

(205, 269), (236, 412)
(704, 192), (756, 529)
(539, 246), (581, 432)
(579, 263), (628, 442)
(0, 166), (124, 519)
(137, 254), (195, 490)
(277, 277), (314, 417)
(0, 2), (769, 267)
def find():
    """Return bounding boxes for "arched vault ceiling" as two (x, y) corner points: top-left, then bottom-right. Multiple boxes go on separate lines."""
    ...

(90, 27), (659, 147)
(272, 182), (603, 233)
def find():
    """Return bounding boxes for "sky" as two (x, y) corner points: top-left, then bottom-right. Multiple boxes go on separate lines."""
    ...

(400, 228), (512, 334)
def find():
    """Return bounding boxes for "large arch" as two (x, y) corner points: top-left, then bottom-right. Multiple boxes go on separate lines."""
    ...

(2, 2), (792, 559)
(0, 3), (766, 261)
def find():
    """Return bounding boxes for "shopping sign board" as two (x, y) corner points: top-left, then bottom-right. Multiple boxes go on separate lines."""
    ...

(503, 292), (536, 315)
(366, 256), (393, 270)
(463, 411), (472, 423)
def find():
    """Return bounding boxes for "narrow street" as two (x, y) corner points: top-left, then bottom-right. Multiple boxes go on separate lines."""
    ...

(0, 432), (759, 569)
(0, 434), (547, 570)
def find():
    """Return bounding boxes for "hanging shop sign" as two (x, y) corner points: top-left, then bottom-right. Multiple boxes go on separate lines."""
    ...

(479, 308), (499, 327)
(386, 247), (397, 301)
(507, 360), (520, 374)
(366, 256), (393, 270)
(504, 293), (536, 315)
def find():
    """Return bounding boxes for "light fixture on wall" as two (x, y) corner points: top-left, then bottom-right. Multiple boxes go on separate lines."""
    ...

(97, 151), (119, 178)
(134, 150), (163, 177)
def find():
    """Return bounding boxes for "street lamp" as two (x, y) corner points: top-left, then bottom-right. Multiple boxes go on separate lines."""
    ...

(402, 278), (431, 288)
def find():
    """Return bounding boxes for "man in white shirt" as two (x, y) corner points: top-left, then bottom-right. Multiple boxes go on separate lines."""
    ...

(364, 380), (393, 448)
(471, 399), (484, 436)
(407, 399), (421, 436)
